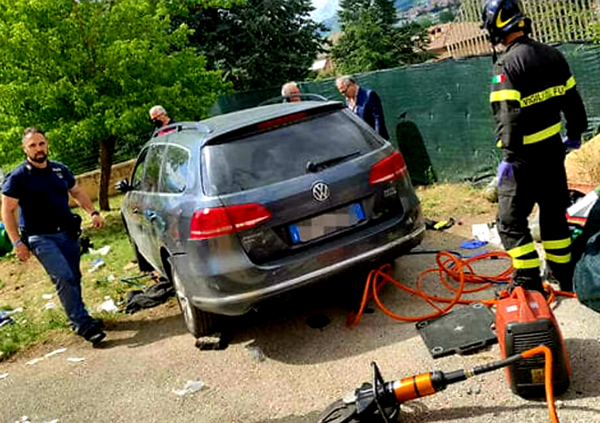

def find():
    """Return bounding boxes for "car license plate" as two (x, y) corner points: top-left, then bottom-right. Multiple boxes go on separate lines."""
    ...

(288, 203), (365, 244)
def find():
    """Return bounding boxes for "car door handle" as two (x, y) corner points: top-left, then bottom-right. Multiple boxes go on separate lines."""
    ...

(132, 207), (139, 214)
(147, 212), (158, 222)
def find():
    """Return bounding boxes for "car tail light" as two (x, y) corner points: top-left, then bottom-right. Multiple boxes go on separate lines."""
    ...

(369, 151), (407, 185)
(189, 203), (272, 240)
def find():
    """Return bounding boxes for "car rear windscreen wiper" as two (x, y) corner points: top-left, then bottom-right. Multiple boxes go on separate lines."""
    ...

(306, 151), (361, 173)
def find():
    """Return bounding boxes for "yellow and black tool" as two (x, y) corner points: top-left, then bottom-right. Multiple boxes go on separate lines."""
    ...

(317, 346), (559, 423)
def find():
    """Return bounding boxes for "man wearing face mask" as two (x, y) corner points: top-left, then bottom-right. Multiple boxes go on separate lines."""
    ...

(149, 105), (177, 135)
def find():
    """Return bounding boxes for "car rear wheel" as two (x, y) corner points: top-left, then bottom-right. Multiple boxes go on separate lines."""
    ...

(171, 268), (219, 338)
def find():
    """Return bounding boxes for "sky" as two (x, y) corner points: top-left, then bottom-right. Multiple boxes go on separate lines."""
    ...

(311, 0), (338, 21)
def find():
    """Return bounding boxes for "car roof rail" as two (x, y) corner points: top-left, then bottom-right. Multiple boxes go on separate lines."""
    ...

(152, 122), (211, 138)
(259, 93), (329, 107)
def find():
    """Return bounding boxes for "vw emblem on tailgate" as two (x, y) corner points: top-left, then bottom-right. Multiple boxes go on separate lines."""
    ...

(312, 181), (330, 202)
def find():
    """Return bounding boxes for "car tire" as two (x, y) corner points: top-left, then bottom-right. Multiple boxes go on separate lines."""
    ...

(171, 267), (219, 338)
(122, 215), (154, 273)
(133, 242), (154, 273)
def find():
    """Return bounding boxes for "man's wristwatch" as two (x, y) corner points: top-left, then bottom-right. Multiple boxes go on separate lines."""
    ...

(12, 239), (23, 247)
(91, 210), (100, 217)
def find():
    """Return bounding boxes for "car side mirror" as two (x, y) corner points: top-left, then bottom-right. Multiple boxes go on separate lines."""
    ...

(116, 179), (132, 193)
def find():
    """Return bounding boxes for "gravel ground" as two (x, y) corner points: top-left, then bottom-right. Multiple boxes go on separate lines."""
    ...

(1, 229), (600, 423)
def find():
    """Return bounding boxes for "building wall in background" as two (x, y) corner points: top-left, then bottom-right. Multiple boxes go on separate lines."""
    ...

(68, 159), (136, 207)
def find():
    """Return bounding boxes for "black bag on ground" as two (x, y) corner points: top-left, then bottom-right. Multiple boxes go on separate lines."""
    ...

(573, 198), (600, 314)
(125, 280), (174, 314)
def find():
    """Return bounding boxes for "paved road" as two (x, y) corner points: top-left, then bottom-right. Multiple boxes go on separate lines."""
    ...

(1, 231), (600, 423)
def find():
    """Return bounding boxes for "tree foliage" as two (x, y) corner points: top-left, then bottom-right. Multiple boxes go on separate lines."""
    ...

(439, 10), (455, 24)
(332, 0), (431, 74)
(169, 0), (327, 91)
(0, 0), (231, 209)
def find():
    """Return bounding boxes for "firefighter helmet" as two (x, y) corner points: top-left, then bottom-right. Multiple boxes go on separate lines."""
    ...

(481, 0), (530, 46)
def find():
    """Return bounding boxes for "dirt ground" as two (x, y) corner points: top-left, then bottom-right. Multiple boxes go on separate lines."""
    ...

(1, 222), (600, 423)
(566, 133), (600, 189)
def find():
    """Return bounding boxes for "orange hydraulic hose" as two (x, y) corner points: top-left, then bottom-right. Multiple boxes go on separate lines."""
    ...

(347, 250), (575, 327)
(522, 345), (559, 423)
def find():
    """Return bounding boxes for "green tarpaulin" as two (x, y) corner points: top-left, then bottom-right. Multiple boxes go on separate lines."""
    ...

(210, 43), (600, 185)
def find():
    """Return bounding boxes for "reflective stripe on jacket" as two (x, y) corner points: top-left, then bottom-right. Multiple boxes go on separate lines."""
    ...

(490, 36), (587, 162)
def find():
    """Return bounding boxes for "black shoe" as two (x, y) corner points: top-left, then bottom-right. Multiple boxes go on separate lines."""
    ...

(79, 320), (106, 344)
(88, 331), (106, 345)
(511, 271), (544, 291)
(93, 318), (105, 330)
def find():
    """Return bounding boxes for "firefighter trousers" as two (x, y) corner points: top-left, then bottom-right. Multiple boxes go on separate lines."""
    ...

(497, 160), (573, 291)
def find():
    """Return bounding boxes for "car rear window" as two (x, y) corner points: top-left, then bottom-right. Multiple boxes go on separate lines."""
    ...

(202, 110), (384, 195)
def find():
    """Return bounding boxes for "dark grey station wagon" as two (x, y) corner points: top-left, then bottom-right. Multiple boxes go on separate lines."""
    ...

(120, 100), (424, 337)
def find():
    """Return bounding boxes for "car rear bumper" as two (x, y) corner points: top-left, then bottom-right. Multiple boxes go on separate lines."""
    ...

(173, 212), (425, 315)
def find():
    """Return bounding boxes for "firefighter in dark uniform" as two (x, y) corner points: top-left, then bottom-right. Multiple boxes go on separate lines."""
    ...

(481, 0), (588, 292)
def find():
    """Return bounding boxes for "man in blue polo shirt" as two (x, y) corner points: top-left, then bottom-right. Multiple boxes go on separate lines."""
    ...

(1, 127), (107, 345)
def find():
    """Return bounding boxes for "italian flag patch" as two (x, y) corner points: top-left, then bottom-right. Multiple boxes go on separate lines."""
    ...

(493, 74), (507, 84)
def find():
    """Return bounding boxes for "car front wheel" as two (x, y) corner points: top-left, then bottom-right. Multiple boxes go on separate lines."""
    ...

(133, 242), (154, 272)
(171, 268), (219, 338)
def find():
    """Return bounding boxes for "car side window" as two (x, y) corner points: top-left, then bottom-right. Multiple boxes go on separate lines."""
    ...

(162, 145), (190, 194)
(131, 149), (148, 191)
(142, 144), (167, 193)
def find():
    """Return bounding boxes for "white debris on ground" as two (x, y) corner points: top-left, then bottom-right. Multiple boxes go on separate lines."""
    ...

(88, 258), (105, 273)
(11, 416), (58, 423)
(3, 307), (24, 316)
(245, 345), (266, 362)
(472, 223), (502, 245)
(97, 297), (119, 313)
(25, 358), (44, 366)
(44, 348), (67, 358)
(90, 246), (111, 256)
(172, 380), (206, 396)
(67, 358), (85, 363)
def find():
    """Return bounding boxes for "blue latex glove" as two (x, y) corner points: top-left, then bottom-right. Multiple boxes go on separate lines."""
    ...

(497, 161), (513, 187)
(563, 136), (581, 151)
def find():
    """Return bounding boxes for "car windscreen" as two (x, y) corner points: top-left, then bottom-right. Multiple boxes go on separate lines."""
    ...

(201, 110), (385, 195)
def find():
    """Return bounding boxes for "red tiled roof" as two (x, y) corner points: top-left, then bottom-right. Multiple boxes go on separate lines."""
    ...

(427, 22), (487, 51)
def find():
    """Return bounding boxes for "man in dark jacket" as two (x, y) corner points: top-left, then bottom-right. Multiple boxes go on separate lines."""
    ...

(482, 0), (588, 292)
(1, 128), (106, 344)
(336, 76), (389, 139)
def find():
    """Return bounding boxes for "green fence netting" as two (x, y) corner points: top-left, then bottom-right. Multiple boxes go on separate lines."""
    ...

(210, 43), (600, 185)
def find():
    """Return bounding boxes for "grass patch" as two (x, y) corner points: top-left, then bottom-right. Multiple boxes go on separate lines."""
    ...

(417, 183), (496, 221)
(0, 194), (145, 361)
(0, 309), (70, 359)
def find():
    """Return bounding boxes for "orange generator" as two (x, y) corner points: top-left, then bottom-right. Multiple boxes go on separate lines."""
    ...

(495, 286), (571, 398)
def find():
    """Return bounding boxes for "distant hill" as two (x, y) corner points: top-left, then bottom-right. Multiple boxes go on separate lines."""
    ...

(316, 0), (458, 36)
(313, 0), (421, 27)
(320, 15), (340, 34)
(395, 0), (418, 11)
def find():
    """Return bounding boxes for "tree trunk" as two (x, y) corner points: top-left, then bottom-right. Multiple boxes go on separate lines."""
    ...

(98, 137), (116, 211)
